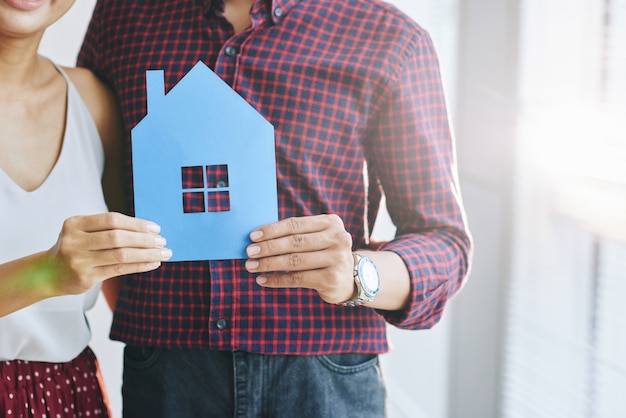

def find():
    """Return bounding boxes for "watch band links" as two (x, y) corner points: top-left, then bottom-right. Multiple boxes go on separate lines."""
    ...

(337, 253), (376, 307)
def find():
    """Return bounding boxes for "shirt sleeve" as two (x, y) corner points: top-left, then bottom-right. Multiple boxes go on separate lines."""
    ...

(365, 29), (473, 330)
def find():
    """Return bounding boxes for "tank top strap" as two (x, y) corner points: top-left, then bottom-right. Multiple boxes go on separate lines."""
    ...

(49, 60), (72, 84)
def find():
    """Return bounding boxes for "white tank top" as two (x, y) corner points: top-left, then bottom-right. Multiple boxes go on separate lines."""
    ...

(0, 64), (107, 362)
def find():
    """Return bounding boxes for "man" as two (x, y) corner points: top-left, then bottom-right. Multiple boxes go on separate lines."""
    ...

(79, 1), (472, 416)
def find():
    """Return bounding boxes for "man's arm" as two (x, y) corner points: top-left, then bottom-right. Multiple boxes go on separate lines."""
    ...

(367, 29), (472, 328)
(244, 28), (471, 328)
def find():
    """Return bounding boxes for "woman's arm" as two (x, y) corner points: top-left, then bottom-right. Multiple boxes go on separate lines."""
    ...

(0, 212), (170, 317)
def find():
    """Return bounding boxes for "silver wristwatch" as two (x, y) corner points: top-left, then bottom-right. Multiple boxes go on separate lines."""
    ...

(338, 253), (380, 307)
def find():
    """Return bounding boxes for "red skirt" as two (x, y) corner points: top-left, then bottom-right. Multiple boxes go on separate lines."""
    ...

(0, 346), (111, 417)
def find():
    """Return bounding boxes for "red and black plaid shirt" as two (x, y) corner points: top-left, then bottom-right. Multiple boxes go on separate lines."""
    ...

(78, 0), (472, 354)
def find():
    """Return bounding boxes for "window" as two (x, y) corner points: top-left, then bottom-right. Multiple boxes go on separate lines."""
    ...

(181, 164), (230, 213)
(502, 0), (626, 416)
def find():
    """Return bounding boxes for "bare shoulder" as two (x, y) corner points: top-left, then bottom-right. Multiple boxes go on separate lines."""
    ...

(62, 67), (118, 124)
(61, 66), (124, 152)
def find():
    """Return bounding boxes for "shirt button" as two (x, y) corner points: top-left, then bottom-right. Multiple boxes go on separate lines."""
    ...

(224, 46), (237, 57)
(273, 7), (283, 18)
(216, 319), (228, 329)
(216, 180), (227, 188)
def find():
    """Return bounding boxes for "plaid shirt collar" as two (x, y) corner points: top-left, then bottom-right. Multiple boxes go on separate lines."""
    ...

(203, 0), (303, 24)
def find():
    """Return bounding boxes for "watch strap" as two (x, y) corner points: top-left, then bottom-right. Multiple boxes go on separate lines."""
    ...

(337, 253), (376, 307)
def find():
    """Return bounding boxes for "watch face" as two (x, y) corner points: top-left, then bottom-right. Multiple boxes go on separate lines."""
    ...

(359, 259), (380, 295)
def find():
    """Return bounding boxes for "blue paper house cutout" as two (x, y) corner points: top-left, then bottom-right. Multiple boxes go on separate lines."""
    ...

(131, 61), (277, 261)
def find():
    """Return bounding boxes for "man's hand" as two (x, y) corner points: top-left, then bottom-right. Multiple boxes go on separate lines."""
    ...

(245, 214), (356, 304)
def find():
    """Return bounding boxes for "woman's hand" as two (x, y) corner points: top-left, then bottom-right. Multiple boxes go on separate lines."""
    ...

(49, 212), (171, 295)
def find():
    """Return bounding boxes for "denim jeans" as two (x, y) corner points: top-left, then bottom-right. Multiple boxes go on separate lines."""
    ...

(122, 347), (387, 418)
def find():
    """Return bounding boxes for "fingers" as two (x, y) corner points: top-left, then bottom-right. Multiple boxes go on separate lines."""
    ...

(245, 215), (355, 303)
(246, 247), (340, 275)
(65, 212), (160, 234)
(249, 214), (343, 242)
(86, 228), (167, 251)
(93, 259), (168, 278)
(245, 214), (352, 274)
(246, 230), (335, 261)
(247, 249), (342, 285)
(92, 246), (172, 268)
(48, 213), (173, 296)
(58, 213), (166, 253)
(248, 214), (350, 256)
(54, 212), (172, 281)
(248, 251), (353, 304)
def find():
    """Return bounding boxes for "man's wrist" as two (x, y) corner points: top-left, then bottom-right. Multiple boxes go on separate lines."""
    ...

(337, 253), (380, 307)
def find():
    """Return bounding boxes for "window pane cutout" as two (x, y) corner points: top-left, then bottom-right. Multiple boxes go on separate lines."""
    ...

(181, 164), (230, 213)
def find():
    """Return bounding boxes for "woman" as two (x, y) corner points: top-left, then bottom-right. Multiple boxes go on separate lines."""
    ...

(0, 0), (171, 416)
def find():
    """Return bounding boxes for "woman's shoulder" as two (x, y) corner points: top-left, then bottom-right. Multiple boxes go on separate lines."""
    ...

(62, 67), (117, 120)
(61, 66), (124, 153)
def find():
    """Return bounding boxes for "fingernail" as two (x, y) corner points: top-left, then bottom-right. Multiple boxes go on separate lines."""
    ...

(155, 236), (166, 247)
(161, 248), (173, 259)
(246, 260), (259, 269)
(256, 276), (267, 285)
(147, 262), (161, 269)
(147, 222), (161, 233)
(247, 245), (260, 256)
(250, 230), (263, 240)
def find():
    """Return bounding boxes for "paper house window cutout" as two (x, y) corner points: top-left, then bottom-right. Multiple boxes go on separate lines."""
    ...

(131, 61), (278, 261)
(181, 165), (230, 213)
